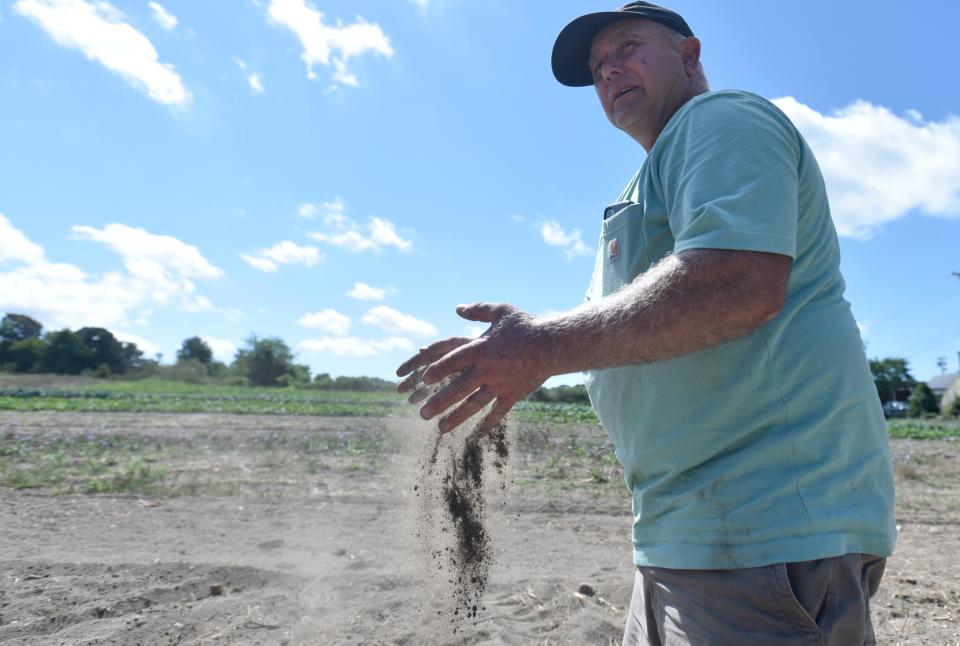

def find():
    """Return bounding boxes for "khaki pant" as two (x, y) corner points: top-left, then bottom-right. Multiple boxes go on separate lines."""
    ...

(623, 553), (886, 645)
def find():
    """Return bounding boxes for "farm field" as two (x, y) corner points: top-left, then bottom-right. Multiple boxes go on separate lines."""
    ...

(0, 381), (958, 644)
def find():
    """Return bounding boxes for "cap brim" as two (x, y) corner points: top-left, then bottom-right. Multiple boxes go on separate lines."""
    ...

(552, 12), (633, 87)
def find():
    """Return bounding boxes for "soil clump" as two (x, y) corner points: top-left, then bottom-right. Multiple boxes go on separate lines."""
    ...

(415, 417), (511, 632)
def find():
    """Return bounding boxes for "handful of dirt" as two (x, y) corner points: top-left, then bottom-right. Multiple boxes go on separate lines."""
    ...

(411, 397), (511, 632)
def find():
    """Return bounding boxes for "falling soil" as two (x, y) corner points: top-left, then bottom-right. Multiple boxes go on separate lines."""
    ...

(415, 417), (511, 632)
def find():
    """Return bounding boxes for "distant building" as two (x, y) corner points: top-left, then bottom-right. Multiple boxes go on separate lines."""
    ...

(929, 372), (960, 411)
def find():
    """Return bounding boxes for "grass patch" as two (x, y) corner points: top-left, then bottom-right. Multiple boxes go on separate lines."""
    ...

(0, 432), (170, 494)
(0, 379), (407, 417)
(0, 425), (395, 496)
(513, 401), (598, 425)
(887, 419), (960, 440)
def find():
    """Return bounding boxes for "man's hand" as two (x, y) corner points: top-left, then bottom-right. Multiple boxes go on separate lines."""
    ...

(396, 302), (551, 434)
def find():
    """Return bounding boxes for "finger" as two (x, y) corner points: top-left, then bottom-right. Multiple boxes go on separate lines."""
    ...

(479, 397), (516, 435)
(419, 369), (482, 420)
(455, 302), (513, 324)
(438, 386), (495, 434)
(396, 366), (426, 394)
(395, 337), (472, 378)
(407, 382), (433, 405)
(422, 342), (479, 386)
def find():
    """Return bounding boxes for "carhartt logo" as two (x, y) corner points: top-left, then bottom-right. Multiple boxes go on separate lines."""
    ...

(608, 237), (620, 261)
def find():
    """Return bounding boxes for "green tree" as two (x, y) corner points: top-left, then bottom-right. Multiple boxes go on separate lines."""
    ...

(40, 330), (91, 374)
(7, 337), (46, 373)
(232, 336), (307, 387)
(0, 313), (44, 365)
(76, 327), (127, 374)
(0, 313), (43, 342)
(907, 382), (939, 417)
(869, 358), (916, 403)
(177, 336), (213, 365)
(312, 372), (334, 389)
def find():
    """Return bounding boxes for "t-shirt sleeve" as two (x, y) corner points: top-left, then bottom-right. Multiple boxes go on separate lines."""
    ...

(654, 94), (801, 258)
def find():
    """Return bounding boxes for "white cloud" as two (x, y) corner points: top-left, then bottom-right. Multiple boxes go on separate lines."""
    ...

(113, 331), (160, 356)
(541, 220), (592, 261)
(241, 240), (323, 272)
(369, 217), (412, 252)
(362, 305), (437, 337)
(347, 282), (387, 301)
(305, 199), (413, 253)
(298, 308), (351, 335)
(14, 0), (191, 107)
(0, 216), (220, 330)
(72, 223), (221, 280)
(201, 336), (238, 363)
(299, 335), (411, 357)
(309, 229), (378, 252)
(266, 0), (393, 87)
(148, 1), (177, 30)
(0, 213), (46, 265)
(773, 97), (960, 239)
(71, 223), (220, 313)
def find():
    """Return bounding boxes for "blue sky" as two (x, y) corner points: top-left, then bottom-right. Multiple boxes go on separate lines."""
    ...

(1, 0), (958, 385)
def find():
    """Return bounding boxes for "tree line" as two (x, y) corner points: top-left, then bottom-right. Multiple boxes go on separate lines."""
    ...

(0, 312), (393, 391)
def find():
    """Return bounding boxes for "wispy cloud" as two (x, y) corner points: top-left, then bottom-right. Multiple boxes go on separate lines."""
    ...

(148, 1), (177, 30)
(774, 97), (960, 239)
(299, 335), (412, 357)
(298, 197), (346, 220)
(347, 282), (387, 301)
(234, 58), (265, 94)
(14, 0), (191, 107)
(266, 0), (393, 87)
(0, 214), (220, 330)
(305, 198), (413, 253)
(241, 241), (323, 273)
(362, 305), (437, 337)
(540, 220), (592, 261)
(298, 308), (351, 335)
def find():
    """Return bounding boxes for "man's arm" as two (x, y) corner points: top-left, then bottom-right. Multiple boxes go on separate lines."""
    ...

(396, 248), (791, 433)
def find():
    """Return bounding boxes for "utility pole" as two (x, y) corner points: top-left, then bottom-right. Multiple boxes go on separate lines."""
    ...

(938, 357), (948, 373)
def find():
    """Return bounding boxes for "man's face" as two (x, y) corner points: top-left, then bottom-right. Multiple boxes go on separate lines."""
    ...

(589, 19), (692, 145)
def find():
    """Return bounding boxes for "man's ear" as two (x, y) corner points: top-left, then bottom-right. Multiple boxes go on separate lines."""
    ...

(680, 36), (701, 76)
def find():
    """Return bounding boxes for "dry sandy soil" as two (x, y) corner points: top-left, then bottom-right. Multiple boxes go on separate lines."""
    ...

(0, 411), (958, 645)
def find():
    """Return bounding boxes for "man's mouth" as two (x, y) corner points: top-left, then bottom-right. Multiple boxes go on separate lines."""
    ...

(613, 86), (638, 103)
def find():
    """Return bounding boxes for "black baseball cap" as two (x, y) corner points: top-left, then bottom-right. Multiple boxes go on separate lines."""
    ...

(552, 1), (694, 87)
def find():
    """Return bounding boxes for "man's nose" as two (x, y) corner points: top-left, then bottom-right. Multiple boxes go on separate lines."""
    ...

(599, 59), (623, 83)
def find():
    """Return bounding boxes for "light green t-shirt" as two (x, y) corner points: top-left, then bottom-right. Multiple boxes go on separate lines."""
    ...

(584, 90), (896, 569)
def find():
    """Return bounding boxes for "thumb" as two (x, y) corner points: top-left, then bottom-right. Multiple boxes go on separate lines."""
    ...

(456, 302), (513, 323)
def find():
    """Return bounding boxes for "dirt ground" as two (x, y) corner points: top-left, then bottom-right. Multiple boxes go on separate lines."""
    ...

(0, 411), (958, 645)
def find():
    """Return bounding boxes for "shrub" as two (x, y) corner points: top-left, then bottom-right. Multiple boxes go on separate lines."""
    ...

(947, 396), (960, 419)
(908, 382), (939, 417)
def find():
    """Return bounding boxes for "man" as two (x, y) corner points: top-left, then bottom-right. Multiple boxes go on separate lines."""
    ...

(396, 2), (896, 643)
